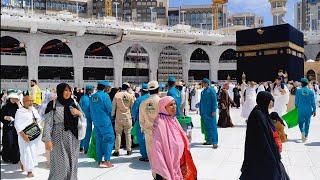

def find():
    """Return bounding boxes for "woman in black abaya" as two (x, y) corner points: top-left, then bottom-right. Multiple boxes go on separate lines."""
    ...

(0, 94), (20, 164)
(240, 91), (289, 180)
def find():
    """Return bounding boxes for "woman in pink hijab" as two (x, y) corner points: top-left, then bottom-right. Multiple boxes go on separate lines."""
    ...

(150, 96), (197, 180)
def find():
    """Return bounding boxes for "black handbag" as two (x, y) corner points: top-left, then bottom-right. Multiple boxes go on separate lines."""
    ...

(22, 110), (41, 141)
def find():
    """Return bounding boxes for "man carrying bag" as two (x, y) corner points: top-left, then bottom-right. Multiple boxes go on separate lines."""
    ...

(14, 96), (41, 178)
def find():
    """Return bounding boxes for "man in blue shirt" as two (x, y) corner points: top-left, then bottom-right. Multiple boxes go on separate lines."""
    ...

(79, 84), (94, 154)
(199, 78), (218, 149)
(131, 83), (150, 162)
(167, 76), (182, 117)
(90, 81), (114, 168)
(295, 78), (316, 142)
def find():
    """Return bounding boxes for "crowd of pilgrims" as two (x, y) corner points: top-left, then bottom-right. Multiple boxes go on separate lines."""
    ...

(0, 73), (318, 180)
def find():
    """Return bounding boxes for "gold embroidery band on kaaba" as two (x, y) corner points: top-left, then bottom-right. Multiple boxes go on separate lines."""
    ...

(236, 41), (304, 53)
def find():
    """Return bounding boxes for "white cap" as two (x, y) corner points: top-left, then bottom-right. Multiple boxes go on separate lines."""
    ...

(7, 93), (19, 99)
(123, 82), (131, 88)
(148, 81), (159, 90)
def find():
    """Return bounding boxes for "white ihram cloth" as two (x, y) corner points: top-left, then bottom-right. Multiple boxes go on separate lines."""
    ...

(14, 107), (41, 172)
(181, 87), (189, 115)
(257, 84), (266, 93)
(241, 87), (257, 119)
(273, 85), (289, 116)
(228, 83), (235, 101)
(191, 88), (202, 111)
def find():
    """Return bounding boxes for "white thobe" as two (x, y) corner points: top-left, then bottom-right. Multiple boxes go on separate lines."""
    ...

(181, 87), (190, 115)
(228, 83), (235, 101)
(14, 107), (41, 172)
(273, 85), (289, 116)
(241, 87), (257, 119)
(191, 88), (202, 111)
(257, 84), (266, 93)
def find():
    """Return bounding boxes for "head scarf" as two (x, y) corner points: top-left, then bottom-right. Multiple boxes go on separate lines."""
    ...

(256, 91), (275, 131)
(150, 96), (187, 179)
(158, 96), (174, 116)
(256, 91), (274, 114)
(45, 83), (79, 139)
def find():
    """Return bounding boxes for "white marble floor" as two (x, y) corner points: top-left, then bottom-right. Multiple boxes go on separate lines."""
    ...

(1, 107), (319, 180)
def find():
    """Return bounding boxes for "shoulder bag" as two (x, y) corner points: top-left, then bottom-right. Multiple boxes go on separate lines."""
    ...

(73, 99), (87, 140)
(23, 110), (41, 141)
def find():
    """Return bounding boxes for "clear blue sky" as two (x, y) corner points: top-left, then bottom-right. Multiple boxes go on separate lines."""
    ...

(170, 0), (300, 26)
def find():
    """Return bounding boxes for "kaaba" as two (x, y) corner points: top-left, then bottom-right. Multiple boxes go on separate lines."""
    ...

(236, 24), (304, 82)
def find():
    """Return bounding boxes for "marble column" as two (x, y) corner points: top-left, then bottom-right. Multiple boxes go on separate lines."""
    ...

(209, 49), (220, 82)
(26, 38), (40, 82)
(71, 43), (85, 88)
(109, 44), (125, 87)
(148, 49), (160, 81)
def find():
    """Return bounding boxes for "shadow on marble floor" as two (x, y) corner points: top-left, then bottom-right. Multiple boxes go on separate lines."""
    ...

(190, 142), (216, 149)
(0, 160), (49, 179)
(128, 159), (150, 170)
(1, 161), (26, 179)
(232, 124), (247, 128)
(286, 139), (301, 143)
(305, 142), (320, 146)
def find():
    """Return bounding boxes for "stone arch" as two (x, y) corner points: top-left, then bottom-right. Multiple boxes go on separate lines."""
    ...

(122, 44), (150, 85)
(124, 44), (149, 63)
(0, 36), (26, 54)
(190, 48), (209, 63)
(219, 48), (236, 63)
(158, 46), (183, 83)
(84, 42), (113, 58)
(40, 39), (72, 56)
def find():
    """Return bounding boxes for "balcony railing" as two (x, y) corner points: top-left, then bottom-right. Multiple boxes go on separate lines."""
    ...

(190, 60), (210, 63)
(40, 54), (73, 58)
(84, 77), (114, 82)
(124, 60), (149, 63)
(38, 79), (75, 83)
(1, 52), (27, 56)
(84, 55), (113, 60)
(1, 79), (28, 82)
(219, 60), (237, 63)
(122, 76), (149, 82)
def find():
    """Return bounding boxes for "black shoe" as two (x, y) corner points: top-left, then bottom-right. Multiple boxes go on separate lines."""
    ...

(84, 150), (88, 154)
(80, 147), (84, 153)
(139, 157), (149, 162)
(202, 142), (212, 145)
(127, 150), (132, 156)
(213, 144), (218, 149)
(112, 151), (119, 156)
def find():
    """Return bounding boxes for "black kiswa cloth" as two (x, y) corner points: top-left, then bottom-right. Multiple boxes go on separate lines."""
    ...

(45, 83), (79, 139)
(240, 91), (289, 180)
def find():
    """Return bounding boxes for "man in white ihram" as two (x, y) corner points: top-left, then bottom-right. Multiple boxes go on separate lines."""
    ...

(272, 76), (289, 116)
(14, 96), (41, 178)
